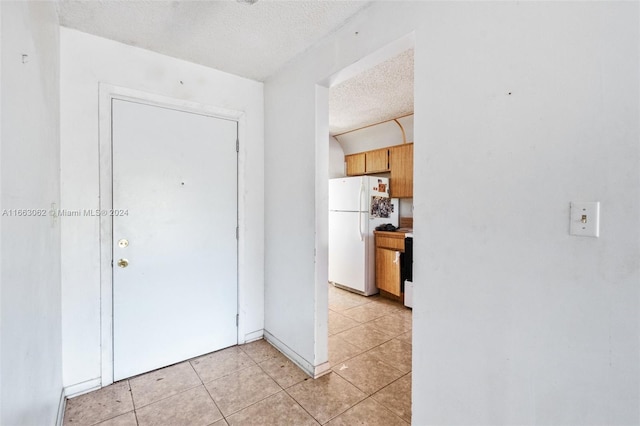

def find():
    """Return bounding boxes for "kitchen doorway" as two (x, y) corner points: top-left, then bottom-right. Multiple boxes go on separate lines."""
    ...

(321, 34), (415, 415)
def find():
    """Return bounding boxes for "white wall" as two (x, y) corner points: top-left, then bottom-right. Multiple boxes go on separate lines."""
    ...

(60, 28), (265, 391)
(336, 114), (413, 155)
(0, 2), (63, 424)
(264, 1), (639, 424)
(328, 136), (345, 178)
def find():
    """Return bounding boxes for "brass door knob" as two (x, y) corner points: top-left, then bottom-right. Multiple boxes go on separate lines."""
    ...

(117, 258), (129, 268)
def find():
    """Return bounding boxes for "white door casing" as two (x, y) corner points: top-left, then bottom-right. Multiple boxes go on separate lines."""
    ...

(105, 94), (239, 382)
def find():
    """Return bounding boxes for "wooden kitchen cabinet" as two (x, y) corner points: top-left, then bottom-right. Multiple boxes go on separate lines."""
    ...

(389, 143), (413, 198)
(365, 148), (389, 173)
(376, 248), (401, 296)
(345, 153), (365, 176)
(346, 148), (389, 176)
(374, 230), (406, 298)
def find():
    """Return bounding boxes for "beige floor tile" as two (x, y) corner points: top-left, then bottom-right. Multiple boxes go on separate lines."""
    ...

(372, 373), (411, 423)
(328, 335), (363, 367)
(205, 364), (281, 416)
(395, 331), (412, 346)
(191, 346), (256, 384)
(328, 311), (359, 335)
(328, 295), (366, 312)
(392, 307), (413, 324)
(64, 381), (134, 426)
(325, 397), (409, 426)
(367, 296), (406, 314)
(240, 339), (281, 364)
(135, 386), (222, 426)
(94, 411), (137, 426)
(129, 362), (201, 408)
(259, 352), (309, 388)
(226, 391), (318, 426)
(332, 352), (404, 395)
(210, 419), (228, 426)
(334, 324), (394, 351)
(369, 313), (412, 337)
(328, 286), (371, 312)
(340, 303), (388, 323)
(366, 339), (412, 374)
(286, 372), (365, 424)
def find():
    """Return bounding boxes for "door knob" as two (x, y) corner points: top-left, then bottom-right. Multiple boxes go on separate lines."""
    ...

(117, 258), (129, 268)
(118, 238), (129, 248)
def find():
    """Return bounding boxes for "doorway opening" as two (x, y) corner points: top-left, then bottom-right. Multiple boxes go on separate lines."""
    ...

(319, 34), (415, 421)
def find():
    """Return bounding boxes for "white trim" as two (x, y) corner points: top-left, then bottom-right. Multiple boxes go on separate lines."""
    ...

(98, 83), (246, 387)
(243, 329), (264, 344)
(55, 387), (66, 426)
(264, 330), (313, 377)
(64, 377), (102, 399)
(264, 330), (329, 379)
(313, 361), (331, 379)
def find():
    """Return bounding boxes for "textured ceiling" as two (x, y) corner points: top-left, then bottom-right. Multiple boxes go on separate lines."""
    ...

(58, 0), (413, 135)
(58, 0), (370, 82)
(329, 48), (414, 135)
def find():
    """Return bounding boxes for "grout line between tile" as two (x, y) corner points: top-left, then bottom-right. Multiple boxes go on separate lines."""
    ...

(197, 360), (258, 386)
(281, 385), (324, 425)
(131, 382), (204, 411)
(201, 381), (226, 423)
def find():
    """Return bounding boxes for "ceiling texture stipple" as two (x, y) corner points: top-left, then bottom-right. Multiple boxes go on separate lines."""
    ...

(328, 48), (414, 135)
(58, 0), (414, 135)
(58, 0), (370, 82)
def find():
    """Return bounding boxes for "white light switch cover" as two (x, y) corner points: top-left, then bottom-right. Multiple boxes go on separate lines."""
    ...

(570, 201), (600, 237)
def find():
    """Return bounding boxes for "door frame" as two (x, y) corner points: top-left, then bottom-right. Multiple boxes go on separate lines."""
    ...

(98, 84), (245, 386)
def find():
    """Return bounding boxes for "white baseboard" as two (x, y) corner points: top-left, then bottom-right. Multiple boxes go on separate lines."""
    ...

(55, 387), (66, 426)
(64, 377), (102, 399)
(243, 329), (264, 344)
(264, 330), (330, 379)
(313, 361), (331, 379)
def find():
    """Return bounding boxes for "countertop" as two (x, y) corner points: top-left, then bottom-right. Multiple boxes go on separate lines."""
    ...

(374, 228), (413, 238)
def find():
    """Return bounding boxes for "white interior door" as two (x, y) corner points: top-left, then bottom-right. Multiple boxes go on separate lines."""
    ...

(112, 99), (238, 381)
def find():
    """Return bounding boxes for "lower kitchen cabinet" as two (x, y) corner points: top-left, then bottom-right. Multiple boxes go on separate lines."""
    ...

(374, 230), (407, 298)
(376, 248), (401, 296)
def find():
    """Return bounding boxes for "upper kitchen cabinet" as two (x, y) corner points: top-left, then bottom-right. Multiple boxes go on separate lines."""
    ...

(345, 152), (366, 176)
(345, 148), (389, 176)
(389, 143), (413, 198)
(365, 148), (389, 173)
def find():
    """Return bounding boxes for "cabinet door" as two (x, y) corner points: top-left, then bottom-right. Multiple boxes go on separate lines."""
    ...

(376, 248), (401, 296)
(390, 143), (413, 197)
(345, 153), (365, 176)
(365, 148), (389, 173)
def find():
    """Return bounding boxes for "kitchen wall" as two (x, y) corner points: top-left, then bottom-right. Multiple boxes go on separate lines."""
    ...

(0, 2), (63, 424)
(328, 136), (345, 178)
(264, 2), (639, 424)
(60, 28), (265, 393)
(336, 114), (413, 155)
(335, 115), (414, 218)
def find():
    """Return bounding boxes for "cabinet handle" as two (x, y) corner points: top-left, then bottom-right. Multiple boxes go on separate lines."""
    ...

(393, 251), (400, 264)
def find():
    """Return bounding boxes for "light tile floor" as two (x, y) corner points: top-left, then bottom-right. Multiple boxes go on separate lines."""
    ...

(64, 284), (412, 425)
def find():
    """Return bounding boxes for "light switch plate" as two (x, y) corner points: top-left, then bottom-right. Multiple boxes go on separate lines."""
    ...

(570, 201), (600, 237)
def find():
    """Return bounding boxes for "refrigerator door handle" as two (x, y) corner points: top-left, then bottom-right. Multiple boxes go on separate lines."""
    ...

(358, 180), (365, 241)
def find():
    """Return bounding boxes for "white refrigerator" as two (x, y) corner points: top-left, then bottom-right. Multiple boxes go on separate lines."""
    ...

(328, 176), (399, 295)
